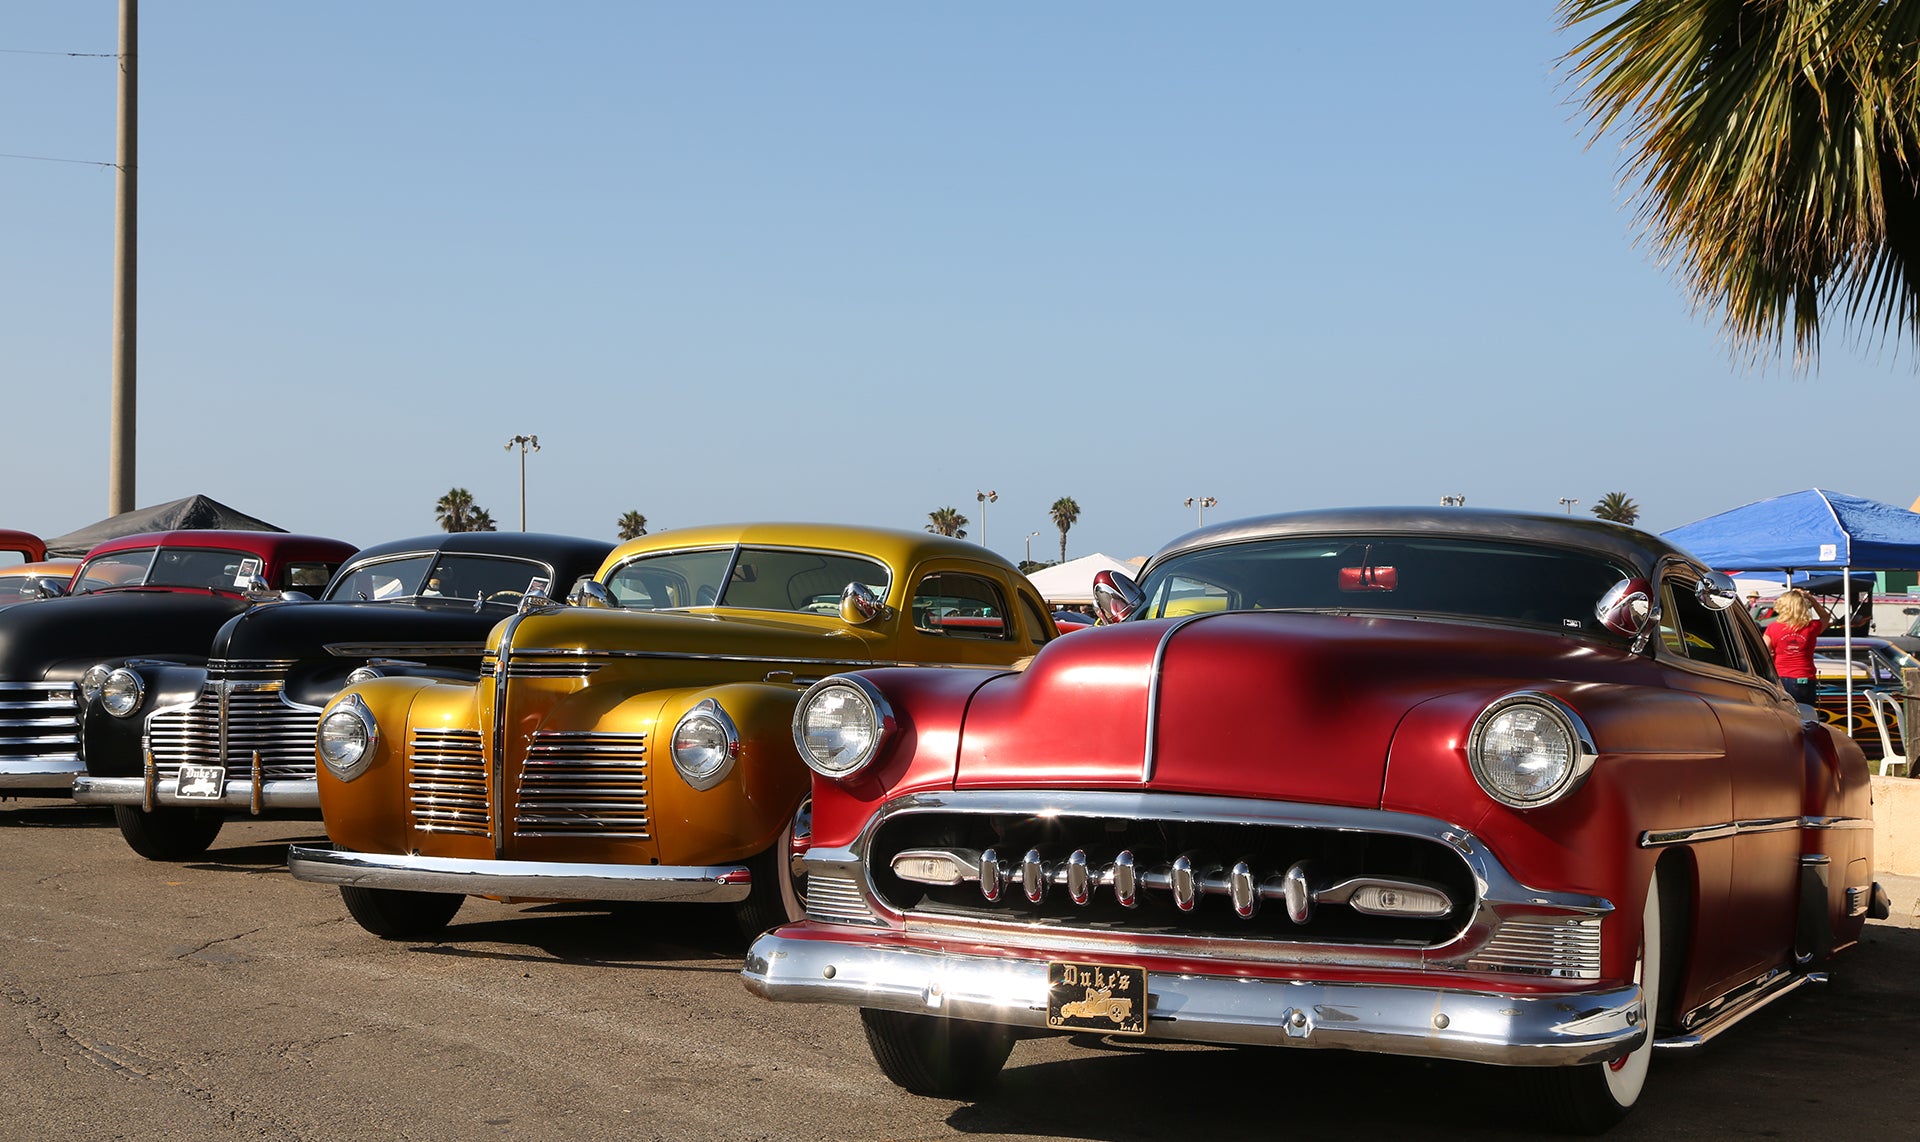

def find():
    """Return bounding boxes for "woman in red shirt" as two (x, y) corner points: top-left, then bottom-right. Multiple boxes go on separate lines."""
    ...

(1764, 588), (1834, 705)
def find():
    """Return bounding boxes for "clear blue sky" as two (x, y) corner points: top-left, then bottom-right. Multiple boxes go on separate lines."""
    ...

(4, 3), (1914, 564)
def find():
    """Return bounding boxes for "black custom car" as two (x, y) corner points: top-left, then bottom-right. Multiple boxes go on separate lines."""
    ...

(72, 531), (614, 858)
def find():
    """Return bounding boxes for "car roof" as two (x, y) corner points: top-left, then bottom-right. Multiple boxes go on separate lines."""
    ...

(343, 531), (615, 569)
(0, 528), (46, 560)
(78, 530), (357, 563)
(599, 522), (1025, 576)
(1141, 507), (1686, 580)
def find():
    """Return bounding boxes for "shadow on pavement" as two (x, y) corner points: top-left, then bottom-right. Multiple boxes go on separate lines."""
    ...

(389, 900), (749, 970)
(0, 798), (113, 828)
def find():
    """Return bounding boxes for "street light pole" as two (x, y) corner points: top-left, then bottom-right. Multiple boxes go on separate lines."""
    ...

(1184, 496), (1217, 526)
(976, 489), (997, 547)
(505, 434), (540, 531)
(1558, 497), (1579, 515)
(1025, 530), (1041, 564)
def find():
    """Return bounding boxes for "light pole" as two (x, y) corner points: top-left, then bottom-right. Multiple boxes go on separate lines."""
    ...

(976, 489), (997, 547)
(1440, 494), (1466, 507)
(505, 434), (540, 531)
(1024, 530), (1041, 565)
(1558, 497), (1579, 515)
(1184, 496), (1218, 526)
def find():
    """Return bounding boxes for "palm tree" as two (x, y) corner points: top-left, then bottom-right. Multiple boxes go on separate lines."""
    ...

(1049, 496), (1080, 562)
(1591, 492), (1641, 525)
(617, 511), (649, 540)
(925, 507), (968, 538)
(1559, 1), (1920, 367)
(467, 508), (498, 533)
(435, 488), (476, 533)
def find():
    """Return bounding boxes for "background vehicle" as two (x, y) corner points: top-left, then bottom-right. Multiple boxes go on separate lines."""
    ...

(72, 532), (613, 858)
(746, 507), (1887, 1134)
(289, 523), (1059, 940)
(0, 530), (354, 797)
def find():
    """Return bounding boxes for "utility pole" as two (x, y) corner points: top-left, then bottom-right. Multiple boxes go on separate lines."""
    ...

(108, 0), (138, 515)
(505, 434), (540, 531)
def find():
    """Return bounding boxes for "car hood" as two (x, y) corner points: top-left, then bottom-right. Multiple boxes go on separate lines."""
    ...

(212, 598), (507, 661)
(949, 611), (1640, 808)
(0, 590), (252, 678)
(498, 606), (881, 663)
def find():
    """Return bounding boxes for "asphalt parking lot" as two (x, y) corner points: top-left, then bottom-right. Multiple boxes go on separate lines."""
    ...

(3, 797), (1917, 1141)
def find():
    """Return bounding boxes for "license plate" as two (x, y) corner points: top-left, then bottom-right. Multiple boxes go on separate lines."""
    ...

(1046, 961), (1147, 1035)
(174, 763), (225, 801)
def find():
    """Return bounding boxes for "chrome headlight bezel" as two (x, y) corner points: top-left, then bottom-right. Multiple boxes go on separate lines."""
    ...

(100, 668), (145, 718)
(317, 693), (379, 782)
(80, 664), (114, 705)
(670, 698), (741, 791)
(1466, 691), (1597, 809)
(792, 675), (895, 780)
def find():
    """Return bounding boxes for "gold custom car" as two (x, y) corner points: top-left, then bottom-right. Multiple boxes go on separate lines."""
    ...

(288, 523), (1058, 939)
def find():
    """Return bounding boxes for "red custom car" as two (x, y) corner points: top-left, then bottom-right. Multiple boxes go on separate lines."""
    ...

(743, 507), (1889, 1135)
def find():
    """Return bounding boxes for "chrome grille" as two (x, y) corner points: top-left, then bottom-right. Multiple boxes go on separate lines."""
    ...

(0, 680), (79, 763)
(206, 658), (298, 685)
(1466, 916), (1603, 979)
(805, 870), (883, 927)
(408, 728), (488, 836)
(145, 674), (321, 781)
(513, 730), (648, 838)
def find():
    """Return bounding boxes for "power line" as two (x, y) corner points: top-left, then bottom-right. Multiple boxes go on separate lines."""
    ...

(0, 152), (119, 169)
(0, 49), (117, 57)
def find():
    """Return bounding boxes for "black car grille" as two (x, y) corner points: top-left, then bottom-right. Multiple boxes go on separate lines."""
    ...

(145, 664), (319, 781)
(408, 728), (489, 836)
(868, 810), (1476, 947)
(0, 680), (79, 763)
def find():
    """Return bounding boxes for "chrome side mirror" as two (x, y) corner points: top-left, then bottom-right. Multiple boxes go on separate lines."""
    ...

(25, 577), (70, 600)
(1092, 570), (1143, 625)
(517, 581), (556, 615)
(840, 581), (890, 626)
(1596, 577), (1655, 650)
(277, 590), (315, 603)
(569, 580), (618, 609)
(1696, 572), (1739, 612)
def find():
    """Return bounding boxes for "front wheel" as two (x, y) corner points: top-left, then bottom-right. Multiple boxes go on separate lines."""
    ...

(112, 804), (224, 860)
(859, 1008), (1015, 1099)
(339, 884), (464, 939)
(1524, 870), (1665, 1134)
(730, 799), (810, 939)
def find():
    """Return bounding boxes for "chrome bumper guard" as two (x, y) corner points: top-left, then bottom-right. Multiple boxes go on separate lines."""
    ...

(72, 775), (320, 811)
(742, 931), (1646, 1067)
(286, 844), (753, 903)
(0, 759), (85, 789)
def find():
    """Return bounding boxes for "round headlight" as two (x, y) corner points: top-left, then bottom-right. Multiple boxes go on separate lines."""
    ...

(80, 664), (114, 704)
(100, 669), (145, 718)
(793, 675), (894, 779)
(317, 694), (378, 781)
(671, 699), (740, 791)
(1467, 693), (1596, 809)
(346, 665), (384, 685)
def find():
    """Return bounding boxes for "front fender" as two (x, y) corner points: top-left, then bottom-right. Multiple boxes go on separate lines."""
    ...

(79, 661), (208, 777)
(317, 676), (478, 853)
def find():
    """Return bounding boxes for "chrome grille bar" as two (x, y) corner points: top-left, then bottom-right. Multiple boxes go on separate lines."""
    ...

(144, 678), (322, 780)
(0, 681), (82, 762)
(408, 728), (488, 835)
(513, 730), (648, 839)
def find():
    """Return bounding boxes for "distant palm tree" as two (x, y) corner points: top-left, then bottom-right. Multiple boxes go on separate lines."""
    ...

(926, 507), (968, 538)
(617, 511), (649, 540)
(467, 508), (498, 533)
(1050, 496), (1081, 562)
(435, 488), (477, 533)
(1591, 492), (1641, 525)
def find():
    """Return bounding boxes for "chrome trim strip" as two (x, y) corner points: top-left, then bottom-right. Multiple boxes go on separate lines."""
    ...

(1802, 815), (1875, 831)
(0, 759), (86, 787)
(324, 642), (489, 658)
(742, 933), (1645, 1066)
(499, 648), (999, 670)
(1142, 612), (1222, 782)
(490, 602), (561, 857)
(1639, 815), (1802, 848)
(1656, 968), (1824, 1050)
(286, 844), (750, 902)
(73, 774), (319, 809)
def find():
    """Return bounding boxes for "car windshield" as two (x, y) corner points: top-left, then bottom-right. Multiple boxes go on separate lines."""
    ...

(1135, 535), (1635, 639)
(75, 546), (260, 593)
(605, 546), (890, 613)
(326, 552), (552, 606)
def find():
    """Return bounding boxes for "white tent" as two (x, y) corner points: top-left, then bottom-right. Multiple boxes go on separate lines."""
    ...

(1026, 553), (1135, 605)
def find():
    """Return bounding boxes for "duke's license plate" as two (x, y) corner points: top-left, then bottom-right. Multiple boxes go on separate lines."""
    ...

(1046, 961), (1147, 1035)
(174, 763), (225, 801)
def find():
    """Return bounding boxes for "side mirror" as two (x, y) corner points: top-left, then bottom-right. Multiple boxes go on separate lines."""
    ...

(1092, 570), (1143, 625)
(569, 580), (618, 609)
(1596, 577), (1654, 643)
(840, 581), (889, 626)
(277, 590), (315, 603)
(1695, 571), (1739, 612)
(25, 577), (70, 600)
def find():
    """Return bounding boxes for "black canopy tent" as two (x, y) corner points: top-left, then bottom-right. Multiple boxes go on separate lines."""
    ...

(42, 495), (285, 558)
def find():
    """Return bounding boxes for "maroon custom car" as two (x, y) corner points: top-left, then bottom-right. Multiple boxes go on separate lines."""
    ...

(743, 507), (1890, 1134)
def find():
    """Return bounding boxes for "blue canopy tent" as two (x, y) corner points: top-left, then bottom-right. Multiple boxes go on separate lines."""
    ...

(1665, 488), (1920, 749)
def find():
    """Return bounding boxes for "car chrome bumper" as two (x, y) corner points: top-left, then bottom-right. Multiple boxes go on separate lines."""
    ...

(742, 930), (1646, 1067)
(0, 758), (84, 789)
(286, 844), (754, 904)
(71, 774), (320, 810)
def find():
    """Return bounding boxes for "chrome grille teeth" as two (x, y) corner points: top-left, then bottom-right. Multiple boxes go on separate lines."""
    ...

(1230, 861), (1259, 919)
(1065, 850), (1091, 905)
(1111, 850), (1137, 908)
(1022, 849), (1046, 904)
(979, 847), (1003, 902)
